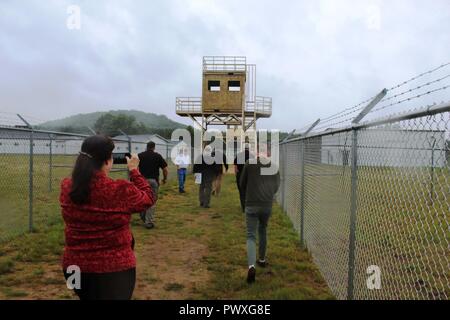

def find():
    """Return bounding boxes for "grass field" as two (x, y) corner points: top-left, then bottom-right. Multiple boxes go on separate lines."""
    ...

(2, 153), (448, 300)
(0, 155), (177, 241)
(281, 162), (450, 299)
(0, 157), (333, 299)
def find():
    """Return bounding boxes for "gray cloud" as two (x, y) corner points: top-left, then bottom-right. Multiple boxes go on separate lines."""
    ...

(0, 0), (449, 130)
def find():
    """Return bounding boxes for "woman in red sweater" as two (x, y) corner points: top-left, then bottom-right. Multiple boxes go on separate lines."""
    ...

(60, 135), (154, 300)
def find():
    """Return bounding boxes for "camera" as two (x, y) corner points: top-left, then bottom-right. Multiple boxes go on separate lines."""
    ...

(112, 152), (131, 165)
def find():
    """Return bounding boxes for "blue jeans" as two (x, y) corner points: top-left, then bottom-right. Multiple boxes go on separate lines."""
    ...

(245, 206), (272, 267)
(177, 168), (187, 192)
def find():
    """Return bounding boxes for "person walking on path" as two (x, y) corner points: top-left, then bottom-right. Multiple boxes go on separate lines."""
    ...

(212, 149), (228, 196)
(138, 141), (168, 229)
(193, 145), (217, 208)
(234, 145), (253, 212)
(60, 135), (155, 300)
(174, 147), (190, 193)
(239, 146), (280, 284)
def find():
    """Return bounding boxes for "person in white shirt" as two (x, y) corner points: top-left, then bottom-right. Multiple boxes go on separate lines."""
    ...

(174, 148), (190, 193)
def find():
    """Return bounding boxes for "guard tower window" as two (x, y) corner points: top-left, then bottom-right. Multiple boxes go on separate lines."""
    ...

(228, 80), (241, 92)
(208, 80), (221, 92)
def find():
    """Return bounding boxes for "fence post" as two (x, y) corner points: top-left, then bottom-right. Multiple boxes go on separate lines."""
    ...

(347, 128), (358, 300)
(127, 137), (132, 179)
(49, 134), (53, 192)
(430, 137), (436, 204)
(119, 129), (132, 179)
(346, 89), (387, 300)
(18, 114), (34, 233)
(29, 128), (34, 232)
(299, 140), (306, 248)
(281, 144), (286, 211)
(296, 119), (320, 248)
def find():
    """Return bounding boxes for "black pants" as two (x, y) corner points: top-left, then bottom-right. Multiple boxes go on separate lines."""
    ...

(63, 268), (136, 300)
(199, 173), (214, 207)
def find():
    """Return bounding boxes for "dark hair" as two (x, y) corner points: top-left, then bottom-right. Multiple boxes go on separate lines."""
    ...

(147, 141), (155, 150)
(69, 135), (115, 205)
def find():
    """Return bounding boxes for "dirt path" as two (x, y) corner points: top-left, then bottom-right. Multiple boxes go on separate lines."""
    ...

(0, 174), (333, 300)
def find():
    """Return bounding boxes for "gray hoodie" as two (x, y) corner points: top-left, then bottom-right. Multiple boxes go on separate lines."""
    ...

(239, 158), (280, 208)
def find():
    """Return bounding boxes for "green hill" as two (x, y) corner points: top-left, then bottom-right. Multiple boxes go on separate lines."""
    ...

(39, 110), (186, 130)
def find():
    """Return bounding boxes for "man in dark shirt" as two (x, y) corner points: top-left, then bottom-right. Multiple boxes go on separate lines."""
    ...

(239, 146), (280, 284)
(234, 146), (253, 212)
(138, 141), (168, 229)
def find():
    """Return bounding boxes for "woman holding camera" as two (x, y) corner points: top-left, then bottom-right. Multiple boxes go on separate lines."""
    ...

(60, 135), (154, 300)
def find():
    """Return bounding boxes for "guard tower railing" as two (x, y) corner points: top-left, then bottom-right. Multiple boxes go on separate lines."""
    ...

(176, 96), (272, 117)
(203, 56), (247, 72)
(176, 97), (202, 114)
(246, 96), (272, 116)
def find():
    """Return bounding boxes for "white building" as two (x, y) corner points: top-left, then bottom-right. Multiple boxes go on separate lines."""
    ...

(0, 128), (84, 155)
(0, 129), (174, 159)
(320, 128), (447, 168)
(112, 134), (172, 159)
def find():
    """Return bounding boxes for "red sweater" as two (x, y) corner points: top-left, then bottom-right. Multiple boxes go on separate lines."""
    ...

(60, 169), (154, 273)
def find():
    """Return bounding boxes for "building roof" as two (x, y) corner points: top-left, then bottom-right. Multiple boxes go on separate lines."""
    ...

(112, 134), (170, 144)
(0, 127), (84, 140)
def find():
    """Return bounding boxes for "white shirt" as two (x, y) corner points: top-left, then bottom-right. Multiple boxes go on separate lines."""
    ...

(175, 155), (190, 169)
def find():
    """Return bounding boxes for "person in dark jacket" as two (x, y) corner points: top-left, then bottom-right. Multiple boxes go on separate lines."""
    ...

(212, 149), (228, 196)
(193, 146), (217, 208)
(138, 141), (168, 229)
(234, 145), (253, 212)
(60, 135), (155, 300)
(239, 146), (280, 284)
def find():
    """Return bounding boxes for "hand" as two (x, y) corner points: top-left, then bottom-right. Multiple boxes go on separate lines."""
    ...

(126, 153), (140, 171)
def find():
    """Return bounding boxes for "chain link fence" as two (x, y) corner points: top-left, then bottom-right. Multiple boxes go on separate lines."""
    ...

(0, 127), (181, 242)
(278, 103), (450, 300)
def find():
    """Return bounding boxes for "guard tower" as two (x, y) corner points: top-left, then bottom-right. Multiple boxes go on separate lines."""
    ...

(176, 56), (272, 139)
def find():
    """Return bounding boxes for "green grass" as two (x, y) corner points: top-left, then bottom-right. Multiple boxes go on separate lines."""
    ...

(0, 258), (14, 275)
(0, 155), (177, 242)
(0, 163), (333, 299)
(1, 153), (448, 300)
(281, 163), (450, 300)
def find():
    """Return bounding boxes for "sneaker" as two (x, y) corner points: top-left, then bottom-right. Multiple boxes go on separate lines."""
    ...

(247, 266), (256, 284)
(144, 222), (155, 229)
(257, 260), (268, 268)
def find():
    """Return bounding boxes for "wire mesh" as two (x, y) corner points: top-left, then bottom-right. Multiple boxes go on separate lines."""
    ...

(278, 108), (450, 300)
(0, 128), (31, 241)
(0, 128), (181, 243)
(303, 133), (352, 300)
(353, 113), (449, 300)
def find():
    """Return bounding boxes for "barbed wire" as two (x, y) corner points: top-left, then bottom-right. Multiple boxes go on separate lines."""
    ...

(381, 74), (450, 103)
(0, 114), (24, 125)
(316, 62), (450, 126)
(0, 112), (47, 127)
(320, 95), (376, 123)
(314, 116), (355, 131)
(315, 107), (363, 129)
(298, 62), (450, 133)
(369, 84), (450, 114)
(387, 62), (450, 91)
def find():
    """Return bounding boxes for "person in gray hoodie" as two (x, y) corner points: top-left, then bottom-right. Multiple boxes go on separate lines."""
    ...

(239, 145), (280, 283)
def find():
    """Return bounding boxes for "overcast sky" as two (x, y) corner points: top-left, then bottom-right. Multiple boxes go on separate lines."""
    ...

(0, 0), (449, 130)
